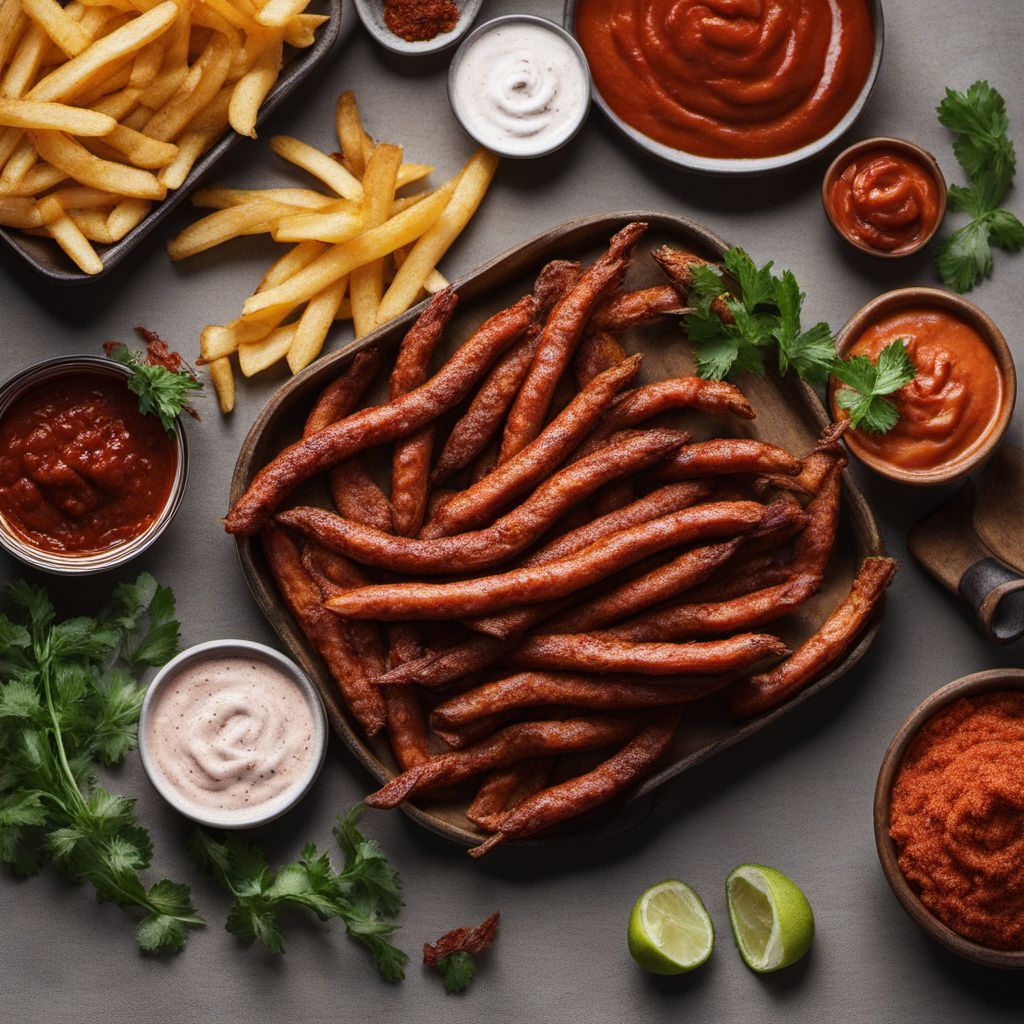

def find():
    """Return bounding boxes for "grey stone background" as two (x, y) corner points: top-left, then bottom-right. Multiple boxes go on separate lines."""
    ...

(2, 1), (1023, 1021)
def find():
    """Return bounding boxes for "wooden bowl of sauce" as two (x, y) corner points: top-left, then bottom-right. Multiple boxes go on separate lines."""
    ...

(823, 137), (947, 257)
(874, 668), (1024, 969)
(830, 288), (1016, 485)
(0, 355), (187, 574)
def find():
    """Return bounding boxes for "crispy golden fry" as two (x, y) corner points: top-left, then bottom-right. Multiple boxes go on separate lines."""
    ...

(22, 0), (93, 58)
(106, 196), (150, 239)
(144, 32), (231, 142)
(350, 142), (401, 338)
(255, 0), (309, 28)
(238, 323), (296, 375)
(192, 185), (334, 210)
(376, 148), (498, 324)
(0, 97), (114, 134)
(270, 201), (363, 243)
(38, 194), (102, 273)
(228, 33), (280, 137)
(269, 134), (363, 200)
(166, 196), (303, 259)
(103, 124), (178, 167)
(0, 195), (43, 228)
(287, 275), (347, 373)
(335, 89), (365, 178)
(30, 129), (165, 198)
(208, 355), (234, 413)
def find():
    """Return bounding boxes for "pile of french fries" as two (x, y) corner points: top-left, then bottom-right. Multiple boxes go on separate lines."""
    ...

(0, 0), (329, 274)
(169, 90), (499, 414)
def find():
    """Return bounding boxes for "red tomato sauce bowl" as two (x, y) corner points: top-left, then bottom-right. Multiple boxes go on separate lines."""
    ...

(0, 356), (188, 574)
(565, 0), (884, 174)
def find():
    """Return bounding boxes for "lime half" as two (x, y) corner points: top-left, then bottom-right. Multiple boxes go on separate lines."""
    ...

(726, 864), (814, 973)
(627, 880), (714, 975)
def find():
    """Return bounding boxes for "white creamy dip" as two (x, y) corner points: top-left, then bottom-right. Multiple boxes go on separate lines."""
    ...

(144, 655), (317, 823)
(451, 20), (590, 157)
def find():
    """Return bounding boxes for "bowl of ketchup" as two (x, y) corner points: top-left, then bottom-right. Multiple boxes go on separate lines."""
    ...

(566, 0), (884, 175)
(0, 355), (187, 574)
(823, 137), (947, 256)
(830, 288), (1016, 486)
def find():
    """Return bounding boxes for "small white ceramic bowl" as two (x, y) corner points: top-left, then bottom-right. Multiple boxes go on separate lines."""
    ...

(138, 640), (327, 830)
(354, 0), (482, 56)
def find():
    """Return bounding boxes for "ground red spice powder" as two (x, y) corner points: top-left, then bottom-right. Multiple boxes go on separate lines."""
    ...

(889, 691), (1024, 950)
(384, 0), (458, 42)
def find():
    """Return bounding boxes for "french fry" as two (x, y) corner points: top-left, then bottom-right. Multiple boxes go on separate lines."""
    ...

(0, 195), (43, 228)
(22, 0), (94, 58)
(0, 1), (25, 72)
(287, 275), (347, 373)
(37, 194), (102, 273)
(255, 0), (309, 29)
(282, 12), (325, 47)
(65, 208), (114, 243)
(270, 202), (362, 243)
(0, 97), (115, 133)
(106, 196), (150, 239)
(0, 136), (37, 187)
(192, 185), (334, 210)
(258, 238), (326, 288)
(208, 355), (235, 413)
(103, 124), (178, 167)
(377, 148), (499, 324)
(349, 142), (401, 338)
(28, 2), (177, 103)
(158, 125), (213, 188)
(243, 177), (456, 318)
(166, 196), (303, 259)
(238, 323), (296, 375)
(3, 24), (48, 99)
(393, 245), (449, 294)
(228, 33), (280, 137)
(4, 160), (64, 193)
(269, 134), (363, 200)
(335, 90), (365, 178)
(30, 128), (165, 197)
(395, 161), (431, 188)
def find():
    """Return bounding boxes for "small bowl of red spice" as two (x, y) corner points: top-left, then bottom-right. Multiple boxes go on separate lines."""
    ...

(354, 0), (483, 56)
(823, 137), (947, 257)
(874, 668), (1024, 969)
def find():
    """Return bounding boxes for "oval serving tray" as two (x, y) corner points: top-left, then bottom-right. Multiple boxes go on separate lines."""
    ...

(230, 211), (886, 848)
(0, 0), (348, 285)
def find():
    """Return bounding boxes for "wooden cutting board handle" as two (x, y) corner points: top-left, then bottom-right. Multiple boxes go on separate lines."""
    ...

(909, 482), (1024, 644)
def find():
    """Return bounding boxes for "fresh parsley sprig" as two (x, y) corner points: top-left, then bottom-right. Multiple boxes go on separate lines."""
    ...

(683, 249), (836, 384)
(831, 339), (917, 434)
(189, 804), (408, 981)
(935, 81), (1024, 292)
(107, 332), (203, 435)
(0, 574), (202, 953)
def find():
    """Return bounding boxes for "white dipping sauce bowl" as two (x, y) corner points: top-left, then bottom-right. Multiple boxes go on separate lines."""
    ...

(138, 639), (327, 830)
(448, 15), (591, 159)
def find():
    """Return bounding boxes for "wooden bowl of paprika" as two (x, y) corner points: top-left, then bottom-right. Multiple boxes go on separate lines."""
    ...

(874, 668), (1024, 969)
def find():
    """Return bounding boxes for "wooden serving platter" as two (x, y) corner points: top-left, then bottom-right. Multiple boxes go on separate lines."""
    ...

(230, 212), (886, 847)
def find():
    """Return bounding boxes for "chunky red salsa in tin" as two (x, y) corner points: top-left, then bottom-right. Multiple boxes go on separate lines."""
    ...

(0, 371), (177, 555)
(574, 0), (875, 160)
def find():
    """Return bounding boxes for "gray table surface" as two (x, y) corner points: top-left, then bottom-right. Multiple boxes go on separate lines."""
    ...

(2, 1), (1023, 1021)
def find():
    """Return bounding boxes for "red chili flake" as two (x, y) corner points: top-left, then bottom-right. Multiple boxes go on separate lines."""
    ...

(384, 0), (458, 43)
(423, 910), (500, 967)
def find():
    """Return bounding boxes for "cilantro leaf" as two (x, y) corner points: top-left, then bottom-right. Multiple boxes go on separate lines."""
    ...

(832, 339), (917, 434)
(0, 575), (201, 952)
(190, 807), (408, 981)
(935, 81), (1022, 291)
(436, 951), (477, 994)
(723, 248), (776, 312)
(107, 343), (202, 435)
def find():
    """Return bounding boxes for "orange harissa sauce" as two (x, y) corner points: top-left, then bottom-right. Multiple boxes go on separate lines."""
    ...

(574, 0), (875, 160)
(890, 692), (1024, 951)
(834, 307), (1004, 473)
(829, 148), (943, 253)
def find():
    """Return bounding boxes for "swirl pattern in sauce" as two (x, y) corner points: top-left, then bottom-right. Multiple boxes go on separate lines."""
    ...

(575, 0), (875, 159)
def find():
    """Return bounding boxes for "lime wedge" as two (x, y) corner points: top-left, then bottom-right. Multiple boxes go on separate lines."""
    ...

(726, 864), (814, 972)
(627, 879), (714, 974)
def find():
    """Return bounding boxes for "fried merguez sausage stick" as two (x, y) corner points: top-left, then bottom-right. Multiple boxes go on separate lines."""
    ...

(365, 717), (642, 808)
(469, 715), (681, 856)
(429, 329), (540, 487)
(327, 459), (393, 534)
(384, 625), (431, 769)
(225, 291), (536, 535)
(466, 758), (554, 829)
(423, 354), (644, 539)
(589, 285), (689, 332)
(575, 331), (628, 388)
(377, 634), (515, 688)
(279, 428), (687, 575)
(532, 258), (581, 313)
(651, 438), (802, 484)
(303, 346), (381, 436)
(652, 246), (735, 324)
(261, 527), (386, 736)
(500, 222), (647, 461)
(730, 557), (897, 718)
(510, 632), (788, 676)
(389, 287), (459, 537)
(433, 672), (737, 729)
(546, 539), (743, 634)
(324, 501), (767, 619)
(610, 458), (844, 641)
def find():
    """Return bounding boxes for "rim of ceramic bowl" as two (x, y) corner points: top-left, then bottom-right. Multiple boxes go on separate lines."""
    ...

(0, 355), (188, 575)
(873, 668), (1024, 969)
(829, 286), (1017, 486)
(562, 0), (885, 176)
(821, 136), (948, 257)
(447, 14), (592, 159)
(137, 639), (328, 830)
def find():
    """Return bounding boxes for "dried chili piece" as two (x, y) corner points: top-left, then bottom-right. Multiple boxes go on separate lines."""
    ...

(423, 911), (500, 993)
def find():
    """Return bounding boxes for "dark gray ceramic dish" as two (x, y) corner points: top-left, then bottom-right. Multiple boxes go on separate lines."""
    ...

(562, 0), (885, 176)
(0, 0), (346, 285)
